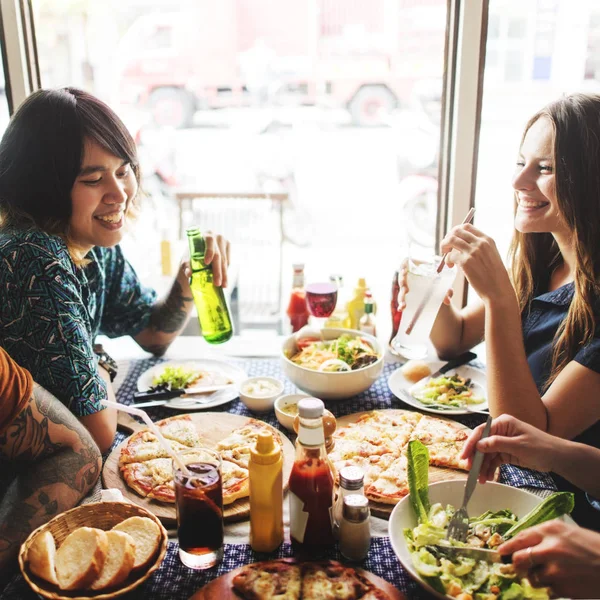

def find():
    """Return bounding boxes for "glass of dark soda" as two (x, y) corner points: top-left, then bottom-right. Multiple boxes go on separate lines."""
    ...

(173, 448), (224, 569)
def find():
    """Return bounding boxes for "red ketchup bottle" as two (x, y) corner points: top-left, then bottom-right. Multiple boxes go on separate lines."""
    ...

(289, 398), (335, 552)
(286, 263), (309, 332)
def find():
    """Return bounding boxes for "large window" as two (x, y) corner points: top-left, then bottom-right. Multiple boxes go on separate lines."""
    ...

(31, 0), (448, 338)
(476, 0), (598, 269)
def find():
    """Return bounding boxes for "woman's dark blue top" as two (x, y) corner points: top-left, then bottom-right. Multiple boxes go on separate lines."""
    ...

(524, 282), (600, 530)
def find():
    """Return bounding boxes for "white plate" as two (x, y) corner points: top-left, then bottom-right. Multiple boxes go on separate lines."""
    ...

(136, 359), (247, 410)
(388, 362), (488, 415)
(389, 480), (575, 600)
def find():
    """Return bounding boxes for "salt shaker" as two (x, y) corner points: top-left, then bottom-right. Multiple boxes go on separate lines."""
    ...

(332, 466), (365, 538)
(339, 494), (371, 561)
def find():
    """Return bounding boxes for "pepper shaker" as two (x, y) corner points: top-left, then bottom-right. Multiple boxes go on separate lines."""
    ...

(339, 494), (371, 561)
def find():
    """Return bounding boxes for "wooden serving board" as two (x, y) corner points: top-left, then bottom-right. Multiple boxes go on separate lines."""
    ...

(188, 558), (406, 600)
(103, 412), (295, 526)
(334, 409), (486, 520)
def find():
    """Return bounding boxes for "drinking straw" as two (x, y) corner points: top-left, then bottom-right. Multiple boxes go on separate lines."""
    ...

(101, 400), (192, 477)
(404, 207), (476, 336)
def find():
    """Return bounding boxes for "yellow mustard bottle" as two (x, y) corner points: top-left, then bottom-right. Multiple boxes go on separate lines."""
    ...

(249, 431), (283, 552)
(345, 278), (368, 329)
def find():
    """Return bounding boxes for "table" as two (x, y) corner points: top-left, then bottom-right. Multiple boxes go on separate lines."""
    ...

(0, 339), (557, 600)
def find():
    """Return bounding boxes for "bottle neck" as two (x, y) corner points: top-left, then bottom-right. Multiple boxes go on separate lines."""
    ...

(297, 416), (326, 448)
(292, 272), (305, 290)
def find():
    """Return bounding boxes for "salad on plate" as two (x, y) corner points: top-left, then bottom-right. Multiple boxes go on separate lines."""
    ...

(403, 440), (574, 599)
(411, 373), (485, 410)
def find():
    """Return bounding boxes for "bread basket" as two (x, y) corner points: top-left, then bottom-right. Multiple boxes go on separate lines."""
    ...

(18, 502), (168, 600)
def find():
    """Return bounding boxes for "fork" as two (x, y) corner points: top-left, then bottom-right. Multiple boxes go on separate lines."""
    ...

(446, 414), (493, 542)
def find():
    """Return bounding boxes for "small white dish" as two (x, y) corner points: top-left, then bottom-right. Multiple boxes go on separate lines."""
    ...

(274, 393), (310, 430)
(388, 363), (487, 415)
(239, 376), (284, 412)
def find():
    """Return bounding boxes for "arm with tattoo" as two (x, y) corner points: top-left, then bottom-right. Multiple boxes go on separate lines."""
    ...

(0, 384), (102, 575)
(134, 268), (195, 356)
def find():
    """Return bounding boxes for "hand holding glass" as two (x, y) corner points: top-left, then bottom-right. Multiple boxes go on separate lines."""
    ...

(391, 256), (456, 359)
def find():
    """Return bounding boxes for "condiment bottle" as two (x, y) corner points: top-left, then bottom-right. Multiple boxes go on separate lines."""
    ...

(186, 227), (233, 344)
(333, 466), (365, 538)
(345, 278), (376, 329)
(325, 274), (349, 329)
(289, 398), (335, 552)
(249, 431), (283, 552)
(286, 264), (309, 332)
(339, 494), (371, 561)
(359, 291), (376, 336)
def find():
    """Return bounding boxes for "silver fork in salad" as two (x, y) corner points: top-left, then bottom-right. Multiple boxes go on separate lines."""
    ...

(446, 414), (493, 543)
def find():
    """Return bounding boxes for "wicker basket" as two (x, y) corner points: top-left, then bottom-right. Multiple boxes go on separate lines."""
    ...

(18, 502), (169, 600)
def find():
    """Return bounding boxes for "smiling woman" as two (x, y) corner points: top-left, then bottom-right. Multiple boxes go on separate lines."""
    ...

(0, 88), (230, 452)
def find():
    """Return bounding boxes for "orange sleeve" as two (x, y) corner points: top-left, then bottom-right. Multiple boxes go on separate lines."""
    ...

(0, 347), (34, 435)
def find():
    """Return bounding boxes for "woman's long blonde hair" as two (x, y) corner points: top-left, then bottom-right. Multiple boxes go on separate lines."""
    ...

(508, 93), (600, 389)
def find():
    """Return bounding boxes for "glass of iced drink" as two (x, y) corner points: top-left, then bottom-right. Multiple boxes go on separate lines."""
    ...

(173, 448), (224, 569)
(390, 253), (456, 360)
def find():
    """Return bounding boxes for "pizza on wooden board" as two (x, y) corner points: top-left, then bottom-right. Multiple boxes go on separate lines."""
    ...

(328, 410), (471, 506)
(231, 560), (393, 600)
(118, 415), (282, 505)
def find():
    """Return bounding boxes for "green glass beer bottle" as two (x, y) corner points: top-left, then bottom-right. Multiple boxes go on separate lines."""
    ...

(186, 227), (233, 344)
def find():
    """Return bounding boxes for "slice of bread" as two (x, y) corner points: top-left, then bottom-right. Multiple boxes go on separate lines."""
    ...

(112, 516), (161, 570)
(90, 530), (135, 590)
(27, 530), (59, 586)
(55, 527), (108, 590)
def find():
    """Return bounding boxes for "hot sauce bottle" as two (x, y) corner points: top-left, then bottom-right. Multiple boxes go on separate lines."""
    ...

(289, 398), (335, 552)
(286, 264), (309, 332)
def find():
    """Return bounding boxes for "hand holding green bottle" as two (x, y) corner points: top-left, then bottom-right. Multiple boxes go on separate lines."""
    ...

(186, 228), (233, 344)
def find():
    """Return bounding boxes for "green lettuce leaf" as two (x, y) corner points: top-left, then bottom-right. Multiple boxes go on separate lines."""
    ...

(504, 492), (574, 539)
(407, 439), (431, 524)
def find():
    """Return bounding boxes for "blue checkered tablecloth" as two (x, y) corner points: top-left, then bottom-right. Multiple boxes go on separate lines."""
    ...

(0, 357), (557, 600)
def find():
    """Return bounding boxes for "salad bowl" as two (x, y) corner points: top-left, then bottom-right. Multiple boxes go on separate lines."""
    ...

(281, 328), (384, 400)
(389, 480), (574, 600)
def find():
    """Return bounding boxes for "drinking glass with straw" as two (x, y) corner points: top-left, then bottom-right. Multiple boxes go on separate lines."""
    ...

(390, 207), (476, 360)
(101, 400), (225, 569)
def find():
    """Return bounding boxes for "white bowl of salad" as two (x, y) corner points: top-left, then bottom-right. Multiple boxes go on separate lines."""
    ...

(281, 328), (384, 400)
(389, 442), (575, 600)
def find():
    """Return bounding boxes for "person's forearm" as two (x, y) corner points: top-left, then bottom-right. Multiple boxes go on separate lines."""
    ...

(136, 266), (194, 356)
(79, 366), (117, 454)
(430, 302), (467, 358)
(552, 438), (600, 497)
(485, 293), (547, 428)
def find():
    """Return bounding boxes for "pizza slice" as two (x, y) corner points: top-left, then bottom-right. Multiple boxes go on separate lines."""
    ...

(409, 415), (470, 470)
(358, 409), (422, 450)
(300, 561), (371, 599)
(120, 457), (176, 503)
(365, 454), (410, 505)
(232, 560), (301, 600)
(222, 459), (250, 505)
(119, 430), (189, 466)
(216, 419), (283, 468)
(155, 414), (203, 447)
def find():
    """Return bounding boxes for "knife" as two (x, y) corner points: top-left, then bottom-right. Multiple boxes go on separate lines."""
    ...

(409, 351), (478, 392)
(427, 544), (511, 564)
(133, 384), (232, 402)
